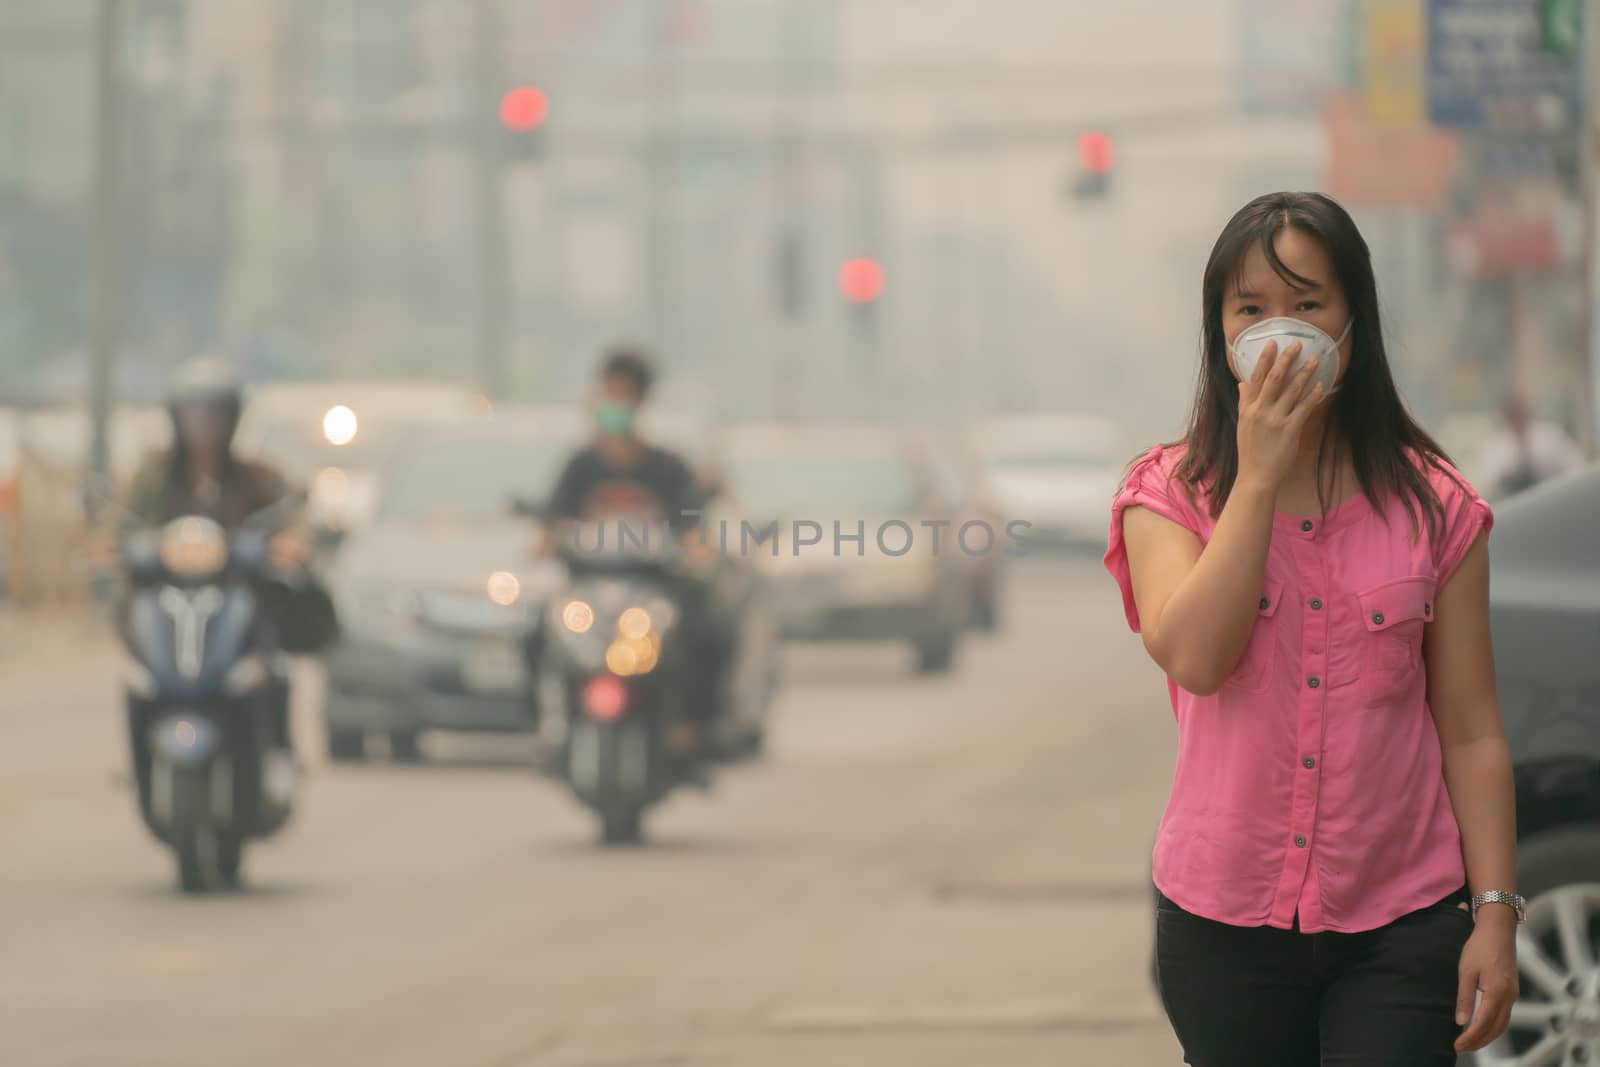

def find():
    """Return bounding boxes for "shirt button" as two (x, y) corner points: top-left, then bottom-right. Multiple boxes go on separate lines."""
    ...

(1259, 596), (1271, 610)
(1372, 612), (1385, 625)
(1301, 520), (1314, 533)
(1424, 603), (1432, 617)
(1310, 597), (1323, 611)
(1308, 676), (1321, 689)
(1294, 834), (1308, 848)
(1303, 756), (1316, 769)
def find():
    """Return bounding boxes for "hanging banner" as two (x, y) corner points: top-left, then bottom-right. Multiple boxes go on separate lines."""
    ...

(1426, 0), (1583, 129)
(1362, 0), (1428, 129)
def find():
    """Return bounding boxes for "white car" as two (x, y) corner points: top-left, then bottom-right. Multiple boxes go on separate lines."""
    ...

(233, 381), (490, 548)
(974, 413), (1127, 552)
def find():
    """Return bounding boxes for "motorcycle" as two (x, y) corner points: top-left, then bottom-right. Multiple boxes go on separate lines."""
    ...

(119, 498), (323, 891)
(529, 517), (717, 846)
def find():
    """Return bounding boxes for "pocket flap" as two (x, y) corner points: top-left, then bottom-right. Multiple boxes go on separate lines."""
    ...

(1358, 576), (1437, 632)
(1257, 577), (1284, 618)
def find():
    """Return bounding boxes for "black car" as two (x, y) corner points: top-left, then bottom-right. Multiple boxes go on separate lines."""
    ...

(1476, 461), (1600, 1065)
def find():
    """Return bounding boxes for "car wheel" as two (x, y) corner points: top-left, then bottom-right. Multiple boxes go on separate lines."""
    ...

(732, 724), (766, 762)
(970, 586), (1000, 632)
(326, 727), (366, 763)
(914, 631), (956, 674)
(1466, 826), (1600, 1066)
(216, 833), (244, 889)
(389, 730), (423, 763)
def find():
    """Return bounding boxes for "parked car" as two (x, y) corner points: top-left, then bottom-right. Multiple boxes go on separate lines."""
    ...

(321, 417), (575, 761)
(975, 413), (1125, 551)
(1472, 460), (1600, 1065)
(233, 381), (490, 559)
(712, 422), (969, 674)
(918, 431), (1007, 632)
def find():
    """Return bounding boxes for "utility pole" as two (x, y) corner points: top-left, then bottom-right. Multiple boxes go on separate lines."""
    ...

(1584, 0), (1600, 450)
(847, 145), (884, 413)
(473, 0), (510, 400)
(88, 0), (123, 513)
(770, 0), (809, 421)
(643, 3), (682, 364)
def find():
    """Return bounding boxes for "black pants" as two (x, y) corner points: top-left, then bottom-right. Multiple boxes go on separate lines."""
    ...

(1154, 886), (1474, 1067)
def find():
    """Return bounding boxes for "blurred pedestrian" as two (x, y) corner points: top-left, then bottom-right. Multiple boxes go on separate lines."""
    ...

(1476, 390), (1584, 500)
(1106, 192), (1520, 1065)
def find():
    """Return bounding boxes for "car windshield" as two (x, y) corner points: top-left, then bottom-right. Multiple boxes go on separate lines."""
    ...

(379, 436), (571, 520)
(723, 449), (919, 517)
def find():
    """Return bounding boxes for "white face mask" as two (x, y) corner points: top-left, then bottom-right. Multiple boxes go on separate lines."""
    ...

(1227, 316), (1353, 397)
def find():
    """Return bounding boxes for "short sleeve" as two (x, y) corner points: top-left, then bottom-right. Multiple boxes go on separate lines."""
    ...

(1103, 446), (1206, 634)
(1430, 459), (1494, 589)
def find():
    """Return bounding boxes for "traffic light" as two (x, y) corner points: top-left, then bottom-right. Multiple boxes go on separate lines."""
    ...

(839, 257), (885, 305)
(1070, 129), (1115, 200)
(840, 257), (884, 344)
(498, 86), (549, 161)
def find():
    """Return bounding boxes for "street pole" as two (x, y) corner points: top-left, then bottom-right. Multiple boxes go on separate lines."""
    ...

(770, 0), (808, 422)
(473, 0), (510, 401)
(87, 0), (122, 512)
(1584, 0), (1600, 451)
(644, 5), (680, 366)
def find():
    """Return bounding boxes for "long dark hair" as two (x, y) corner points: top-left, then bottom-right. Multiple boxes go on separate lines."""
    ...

(1166, 191), (1455, 540)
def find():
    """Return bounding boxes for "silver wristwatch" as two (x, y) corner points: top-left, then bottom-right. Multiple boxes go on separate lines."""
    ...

(1470, 890), (1527, 923)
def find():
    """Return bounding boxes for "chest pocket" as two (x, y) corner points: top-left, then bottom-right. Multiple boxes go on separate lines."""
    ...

(1223, 577), (1284, 694)
(1356, 576), (1436, 708)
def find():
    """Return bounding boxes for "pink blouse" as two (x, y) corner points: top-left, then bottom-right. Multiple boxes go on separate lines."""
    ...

(1104, 444), (1493, 933)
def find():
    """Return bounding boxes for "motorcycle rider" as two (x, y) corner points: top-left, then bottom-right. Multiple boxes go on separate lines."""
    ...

(544, 345), (733, 766)
(119, 357), (311, 756)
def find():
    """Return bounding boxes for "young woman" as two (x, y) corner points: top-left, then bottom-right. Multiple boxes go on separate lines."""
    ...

(1105, 191), (1520, 1065)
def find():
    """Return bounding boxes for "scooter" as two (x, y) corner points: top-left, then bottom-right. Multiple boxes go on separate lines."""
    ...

(530, 523), (711, 845)
(120, 503), (309, 891)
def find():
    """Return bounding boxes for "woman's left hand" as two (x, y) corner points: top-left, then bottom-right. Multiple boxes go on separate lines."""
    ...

(1455, 915), (1520, 1053)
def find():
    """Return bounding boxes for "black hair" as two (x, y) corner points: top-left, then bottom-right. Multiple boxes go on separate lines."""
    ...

(600, 345), (656, 399)
(1165, 191), (1457, 540)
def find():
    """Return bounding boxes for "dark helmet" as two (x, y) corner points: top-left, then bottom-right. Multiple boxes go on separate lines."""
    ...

(166, 357), (243, 442)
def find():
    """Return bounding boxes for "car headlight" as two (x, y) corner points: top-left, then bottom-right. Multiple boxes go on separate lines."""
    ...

(338, 580), (421, 628)
(846, 557), (938, 597)
(159, 517), (228, 579)
(487, 571), (521, 606)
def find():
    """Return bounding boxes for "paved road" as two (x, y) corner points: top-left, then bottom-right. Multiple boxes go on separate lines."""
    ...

(0, 556), (1185, 1066)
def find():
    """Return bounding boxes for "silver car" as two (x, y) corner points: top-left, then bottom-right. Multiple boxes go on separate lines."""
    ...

(713, 423), (969, 674)
(322, 419), (576, 761)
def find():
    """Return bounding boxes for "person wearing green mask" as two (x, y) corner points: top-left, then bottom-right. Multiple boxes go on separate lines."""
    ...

(545, 345), (730, 764)
(547, 346), (701, 533)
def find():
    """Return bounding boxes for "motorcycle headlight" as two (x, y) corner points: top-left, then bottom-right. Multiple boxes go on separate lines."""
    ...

(556, 598), (597, 634)
(159, 517), (228, 579)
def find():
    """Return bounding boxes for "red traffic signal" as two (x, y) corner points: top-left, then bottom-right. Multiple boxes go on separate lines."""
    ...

(839, 258), (885, 304)
(499, 87), (549, 132)
(1077, 129), (1115, 175)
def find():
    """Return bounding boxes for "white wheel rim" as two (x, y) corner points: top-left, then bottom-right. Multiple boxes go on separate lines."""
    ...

(1472, 883), (1600, 1066)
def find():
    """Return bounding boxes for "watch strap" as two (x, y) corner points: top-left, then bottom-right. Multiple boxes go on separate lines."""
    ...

(1470, 890), (1526, 922)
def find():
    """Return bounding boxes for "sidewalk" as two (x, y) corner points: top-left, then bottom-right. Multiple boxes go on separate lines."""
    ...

(0, 602), (114, 674)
